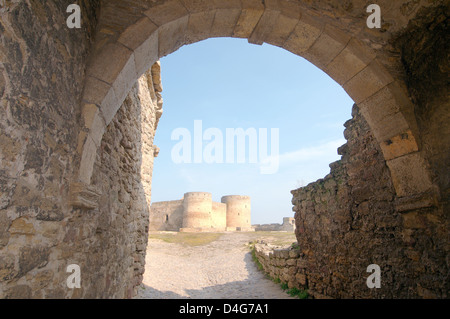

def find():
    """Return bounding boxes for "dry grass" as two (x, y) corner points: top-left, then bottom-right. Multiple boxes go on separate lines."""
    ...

(244, 231), (297, 246)
(148, 230), (297, 247)
(149, 231), (223, 246)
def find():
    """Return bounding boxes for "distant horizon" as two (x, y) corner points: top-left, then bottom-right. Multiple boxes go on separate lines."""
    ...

(150, 37), (354, 225)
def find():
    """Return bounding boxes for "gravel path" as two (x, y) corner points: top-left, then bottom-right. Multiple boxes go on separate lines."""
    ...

(135, 232), (295, 299)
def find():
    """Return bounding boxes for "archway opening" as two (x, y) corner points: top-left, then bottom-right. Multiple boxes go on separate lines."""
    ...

(139, 37), (353, 298)
(151, 37), (353, 226)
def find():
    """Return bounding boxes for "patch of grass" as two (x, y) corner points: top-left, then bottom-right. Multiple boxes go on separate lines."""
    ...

(286, 287), (309, 299)
(148, 231), (222, 246)
(280, 283), (309, 299)
(251, 249), (264, 271)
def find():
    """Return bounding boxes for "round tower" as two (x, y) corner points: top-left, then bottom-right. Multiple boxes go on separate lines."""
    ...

(182, 192), (212, 229)
(221, 195), (251, 229)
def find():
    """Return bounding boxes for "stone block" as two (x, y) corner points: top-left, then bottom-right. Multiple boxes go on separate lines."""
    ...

(233, 8), (264, 39)
(118, 17), (158, 51)
(303, 24), (351, 69)
(402, 211), (426, 229)
(81, 104), (106, 147)
(69, 182), (101, 209)
(185, 11), (216, 44)
(343, 59), (394, 104)
(386, 152), (434, 197)
(264, 14), (298, 47)
(78, 136), (98, 184)
(358, 84), (403, 124)
(144, 0), (188, 26)
(286, 258), (296, 266)
(158, 16), (189, 57)
(289, 249), (300, 258)
(358, 80), (419, 149)
(112, 53), (138, 106)
(100, 87), (119, 126)
(9, 217), (35, 235)
(379, 130), (419, 161)
(210, 8), (242, 38)
(18, 246), (50, 278)
(134, 31), (159, 78)
(282, 13), (322, 55)
(325, 38), (376, 85)
(394, 193), (437, 212)
(248, 9), (280, 45)
(87, 43), (134, 85)
(82, 76), (112, 106)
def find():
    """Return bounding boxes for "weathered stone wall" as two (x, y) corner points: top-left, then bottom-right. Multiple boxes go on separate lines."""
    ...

(149, 200), (184, 231)
(0, 0), (102, 298)
(253, 242), (302, 290)
(0, 0), (160, 297)
(291, 104), (448, 298)
(86, 69), (160, 298)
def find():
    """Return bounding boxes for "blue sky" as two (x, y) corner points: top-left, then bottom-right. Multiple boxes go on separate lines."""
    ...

(150, 37), (354, 225)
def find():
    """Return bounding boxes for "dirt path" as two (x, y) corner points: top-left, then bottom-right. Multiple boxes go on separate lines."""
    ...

(135, 232), (296, 299)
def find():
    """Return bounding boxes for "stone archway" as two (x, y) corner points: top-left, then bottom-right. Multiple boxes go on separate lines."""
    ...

(71, 0), (436, 210)
(1, 0), (446, 299)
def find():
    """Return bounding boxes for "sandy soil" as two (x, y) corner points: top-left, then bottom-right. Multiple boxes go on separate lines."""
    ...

(135, 232), (296, 299)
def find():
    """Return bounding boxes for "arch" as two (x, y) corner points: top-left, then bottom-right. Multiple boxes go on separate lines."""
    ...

(71, 0), (435, 208)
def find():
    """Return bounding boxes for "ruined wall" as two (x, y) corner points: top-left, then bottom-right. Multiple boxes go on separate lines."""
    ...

(86, 69), (160, 298)
(253, 217), (296, 232)
(253, 242), (302, 290)
(149, 200), (183, 231)
(0, 0), (161, 298)
(291, 104), (448, 298)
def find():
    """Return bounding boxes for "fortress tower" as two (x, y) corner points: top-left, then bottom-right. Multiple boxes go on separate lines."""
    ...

(182, 192), (212, 230)
(221, 195), (252, 231)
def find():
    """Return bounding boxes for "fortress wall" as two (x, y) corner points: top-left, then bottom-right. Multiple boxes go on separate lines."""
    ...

(149, 200), (183, 231)
(253, 218), (295, 232)
(182, 192), (213, 229)
(211, 202), (227, 230)
(221, 196), (251, 229)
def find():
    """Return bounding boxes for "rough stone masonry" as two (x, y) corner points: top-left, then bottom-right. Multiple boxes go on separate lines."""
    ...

(0, 0), (448, 298)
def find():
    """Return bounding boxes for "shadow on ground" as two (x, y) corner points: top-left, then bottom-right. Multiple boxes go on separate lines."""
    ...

(135, 251), (294, 299)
